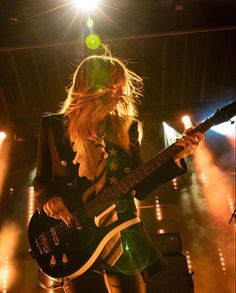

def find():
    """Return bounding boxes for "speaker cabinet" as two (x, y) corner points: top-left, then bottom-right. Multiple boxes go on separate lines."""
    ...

(147, 233), (194, 293)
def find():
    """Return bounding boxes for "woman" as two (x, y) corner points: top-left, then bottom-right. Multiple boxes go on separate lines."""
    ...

(33, 52), (204, 292)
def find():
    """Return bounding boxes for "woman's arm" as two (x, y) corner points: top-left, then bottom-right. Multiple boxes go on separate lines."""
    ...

(129, 121), (204, 200)
(33, 116), (54, 209)
(33, 116), (73, 227)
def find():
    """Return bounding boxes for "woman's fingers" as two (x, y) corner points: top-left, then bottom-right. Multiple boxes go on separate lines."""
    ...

(43, 196), (73, 227)
(174, 131), (205, 160)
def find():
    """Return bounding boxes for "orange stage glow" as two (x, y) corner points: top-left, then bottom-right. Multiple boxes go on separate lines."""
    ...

(193, 142), (235, 220)
(0, 132), (7, 140)
(228, 136), (236, 149)
(0, 136), (11, 199)
(178, 140), (235, 292)
(192, 142), (235, 289)
(0, 223), (20, 292)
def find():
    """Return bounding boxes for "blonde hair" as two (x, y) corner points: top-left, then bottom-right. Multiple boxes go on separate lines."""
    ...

(59, 52), (143, 152)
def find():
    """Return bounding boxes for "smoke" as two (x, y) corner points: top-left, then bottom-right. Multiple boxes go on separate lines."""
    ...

(194, 143), (235, 224)
(178, 142), (235, 292)
(0, 221), (21, 291)
(0, 139), (11, 198)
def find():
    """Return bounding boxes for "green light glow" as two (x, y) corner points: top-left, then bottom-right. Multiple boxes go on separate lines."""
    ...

(86, 34), (101, 50)
(86, 18), (94, 28)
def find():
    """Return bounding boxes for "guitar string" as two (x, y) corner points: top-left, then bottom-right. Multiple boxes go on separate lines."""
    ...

(43, 141), (201, 247)
(43, 141), (202, 245)
(43, 153), (175, 247)
(43, 144), (189, 247)
(42, 120), (213, 246)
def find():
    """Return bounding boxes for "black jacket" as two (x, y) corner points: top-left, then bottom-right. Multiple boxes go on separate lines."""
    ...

(33, 114), (187, 210)
(33, 113), (187, 275)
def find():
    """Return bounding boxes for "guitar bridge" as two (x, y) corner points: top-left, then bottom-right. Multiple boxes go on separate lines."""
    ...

(36, 233), (51, 254)
(51, 227), (59, 246)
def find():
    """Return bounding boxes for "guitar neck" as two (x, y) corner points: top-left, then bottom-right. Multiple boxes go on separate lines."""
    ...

(97, 115), (215, 203)
(83, 101), (236, 218)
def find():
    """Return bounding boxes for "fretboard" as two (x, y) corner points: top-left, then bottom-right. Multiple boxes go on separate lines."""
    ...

(86, 115), (217, 218)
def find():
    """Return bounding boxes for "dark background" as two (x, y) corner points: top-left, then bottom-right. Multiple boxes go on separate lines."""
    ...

(0, 1), (235, 292)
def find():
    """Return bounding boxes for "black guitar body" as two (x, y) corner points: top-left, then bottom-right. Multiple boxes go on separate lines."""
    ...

(28, 209), (139, 280)
(28, 101), (236, 280)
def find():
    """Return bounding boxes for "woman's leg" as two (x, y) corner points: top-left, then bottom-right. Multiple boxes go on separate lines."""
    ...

(104, 271), (146, 293)
(63, 271), (108, 293)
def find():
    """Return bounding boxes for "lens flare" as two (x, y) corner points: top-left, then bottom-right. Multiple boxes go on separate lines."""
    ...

(86, 33), (101, 50)
(86, 17), (94, 28)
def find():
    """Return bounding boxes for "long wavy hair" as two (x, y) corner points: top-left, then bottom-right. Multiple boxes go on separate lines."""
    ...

(59, 52), (143, 152)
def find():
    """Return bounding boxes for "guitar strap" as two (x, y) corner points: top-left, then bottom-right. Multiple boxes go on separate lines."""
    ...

(82, 140), (123, 267)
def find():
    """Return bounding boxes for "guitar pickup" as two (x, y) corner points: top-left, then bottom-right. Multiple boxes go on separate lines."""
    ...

(51, 227), (59, 246)
(36, 233), (51, 254)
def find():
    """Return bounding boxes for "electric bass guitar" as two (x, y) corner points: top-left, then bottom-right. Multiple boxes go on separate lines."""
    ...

(28, 101), (236, 280)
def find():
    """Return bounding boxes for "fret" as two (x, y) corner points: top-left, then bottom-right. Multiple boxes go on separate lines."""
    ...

(93, 102), (236, 209)
(74, 102), (236, 224)
(123, 175), (133, 189)
(134, 170), (144, 182)
(118, 181), (129, 194)
(130, 175), (138, 185)
(140, 166), (150, 176)
(105, 190), (113, 200)
(115, 184), (124, 195)
(109, 185), (120, 200)
(145, 162), (156, 171)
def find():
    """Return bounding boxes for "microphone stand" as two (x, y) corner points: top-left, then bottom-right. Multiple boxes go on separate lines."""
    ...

(228, 207), (236, 224)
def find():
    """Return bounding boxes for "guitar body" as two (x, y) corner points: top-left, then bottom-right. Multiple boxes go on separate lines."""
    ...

(28, 209), (140, 280)
(28, 102), (236, 280)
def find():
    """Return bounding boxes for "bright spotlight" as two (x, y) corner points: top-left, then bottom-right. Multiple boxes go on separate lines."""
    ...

(163, 122), (181, 147)
(0, 132), (6, 140)
(181, 115), (193, 130)
(211, 116), (236, 137)
(74, 0), (100, 12)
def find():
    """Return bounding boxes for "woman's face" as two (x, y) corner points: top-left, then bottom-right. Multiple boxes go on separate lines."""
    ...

(108, 83), (125, 111)
(96, 76), (126, 114)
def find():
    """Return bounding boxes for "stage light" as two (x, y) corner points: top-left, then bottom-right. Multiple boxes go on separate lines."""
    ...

(73, 0), (101, 12)
(0, 132), (6, 141)
(172, 178), (178, 191)
(211, 116), (236, 137)
(162, 122), (181, 147)
(218, 248), (227, 274)
(181, 115), (193, 130)
(155, 196), (162, 221)
(185, 251), (193, 273)
(158, 229), (165, 234)
(27, 187), (35, 225)
(227, 194), (234, 213)
(0, 223), (20, 292)
(0, 132), (11, 198)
